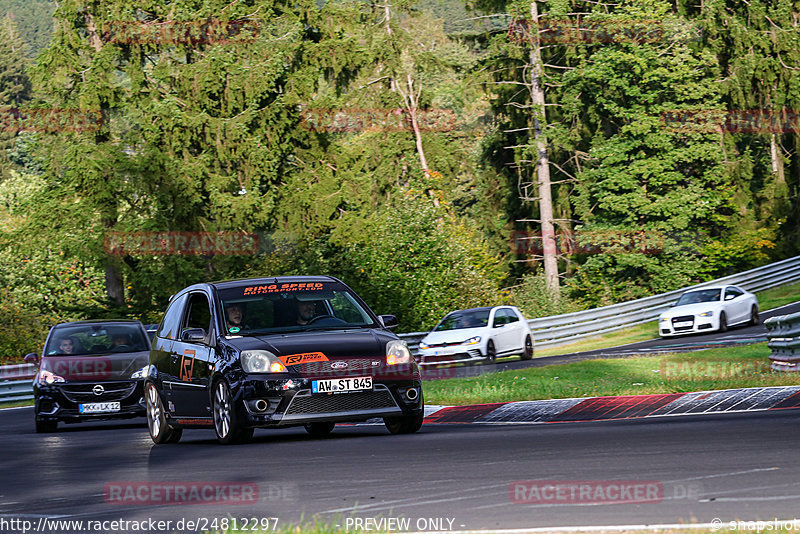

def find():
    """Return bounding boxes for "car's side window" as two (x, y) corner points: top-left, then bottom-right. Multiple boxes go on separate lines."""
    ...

(183, 293), (212, 335)
(505, 309), (520, 323)
(493, 309), (507, 327)
(157, 293), (188, 340)
(725, 287), (743, 300)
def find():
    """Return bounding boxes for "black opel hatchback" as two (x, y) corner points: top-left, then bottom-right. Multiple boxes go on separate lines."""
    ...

(28, 320), (150, 433)
(142, 276), (424, 444)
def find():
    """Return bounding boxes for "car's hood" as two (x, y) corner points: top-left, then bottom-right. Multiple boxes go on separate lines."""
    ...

(225, 329), (396, 359)
(421, 327), (487, 345)
(660, 302), (722, 319)
(40, 351), (150, 382)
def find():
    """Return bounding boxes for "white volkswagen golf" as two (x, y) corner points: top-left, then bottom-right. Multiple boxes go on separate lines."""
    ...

(417, 306), (534, 366)
(658, 285), (759, 337)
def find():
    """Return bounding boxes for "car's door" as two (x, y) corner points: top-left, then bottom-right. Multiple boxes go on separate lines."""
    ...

(724, 286), (748, 324)
(169, 291), (215, 417)
(152, 293), (187, 409)
(492, 309), (517, 353)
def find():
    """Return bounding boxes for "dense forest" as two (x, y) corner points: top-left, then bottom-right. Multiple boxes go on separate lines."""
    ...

(0, 0), (798, 359)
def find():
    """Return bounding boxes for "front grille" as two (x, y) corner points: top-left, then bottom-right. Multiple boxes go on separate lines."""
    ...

(60, 382), (137, 403)
(293, 359), (379, 376)
(422, 352), (473, 363)
(671, 315), (694, 331)
(284, 386), (398, 416)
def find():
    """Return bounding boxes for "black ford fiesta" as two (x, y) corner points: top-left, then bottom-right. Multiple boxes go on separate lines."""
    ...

(28, 320), (151, 433)
(142, 276), (424, 444)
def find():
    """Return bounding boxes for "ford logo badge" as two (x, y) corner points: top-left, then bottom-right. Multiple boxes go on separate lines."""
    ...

(330, 361), (348, 370)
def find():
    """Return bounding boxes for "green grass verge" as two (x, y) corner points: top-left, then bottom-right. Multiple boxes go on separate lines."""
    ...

(0, 399), (34, 409)
(425, 343), (800, 406)
(757, 280), (800, 312)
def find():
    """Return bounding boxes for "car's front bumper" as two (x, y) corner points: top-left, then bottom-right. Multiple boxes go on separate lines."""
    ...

(659, 314), (717, 337)
(233, 374), (423, 428)
(417, 347), (484, 366)
(34, 380), (147, 423)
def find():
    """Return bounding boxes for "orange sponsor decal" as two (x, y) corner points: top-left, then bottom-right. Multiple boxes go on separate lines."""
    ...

(243, 282), (325, 296)
(180, 350), (196, 381)
(279, 352), (329, 366)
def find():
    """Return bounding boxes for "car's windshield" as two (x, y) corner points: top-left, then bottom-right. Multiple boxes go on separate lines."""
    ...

(676, 289), (722, 306)
(434, 309), (491, 331)
(45, 324), (148, 356)
(218, 281), (376, 334)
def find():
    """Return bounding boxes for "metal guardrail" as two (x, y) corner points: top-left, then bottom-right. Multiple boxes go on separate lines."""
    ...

(1, 255), (799, 399)
(0, 363), (36, 403)
(766, 311), (800, 371)
(399, 254), (800, 352)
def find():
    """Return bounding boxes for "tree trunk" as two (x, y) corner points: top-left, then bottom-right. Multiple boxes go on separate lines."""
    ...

(529, 0), (559, 297)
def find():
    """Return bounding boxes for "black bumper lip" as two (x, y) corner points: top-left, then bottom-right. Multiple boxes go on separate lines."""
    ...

(35, 380), (146, 422)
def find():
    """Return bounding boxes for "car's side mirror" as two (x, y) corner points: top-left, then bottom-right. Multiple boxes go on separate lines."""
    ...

(724, 294), (735, 301)
(378, 315), (399, 330)
(493, 321), (504, 328)
(24, 353), (39, 365)
(181, 328), (206, 343)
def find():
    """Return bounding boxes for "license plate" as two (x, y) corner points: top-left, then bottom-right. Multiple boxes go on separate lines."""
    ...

(312, 377), (372, 393)
(79, 402), (121, 414)
(674, 321), (693, 328)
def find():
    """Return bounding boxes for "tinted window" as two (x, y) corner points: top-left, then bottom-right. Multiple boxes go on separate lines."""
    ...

(434, 309), (490, 331)
(676, 289), (721, 305)
(45, 323), (148, 356)
(184, 293), (212, 332)
(504, 309), (520, 323)
(725, 287), (744, 299)
(157, 293), (187, 341)
(217, 281), (376, 334)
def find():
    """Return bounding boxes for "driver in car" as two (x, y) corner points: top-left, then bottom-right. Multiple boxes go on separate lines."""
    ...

(296, 300), (317, 325)
(111, 334), (130, 349)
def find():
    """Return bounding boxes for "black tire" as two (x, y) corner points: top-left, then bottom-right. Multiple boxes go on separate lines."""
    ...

(485, 341), (496, 364)
(384, 413), (424, 434)
(719, 312), (728, 333)
(212, 379), (253, 445)
(521, 336), (534, 360)
(304, 422), (335, 436)
(146, 382), (182, 444)
(35, 418), (57, 433)
(750, 306), (759, 326)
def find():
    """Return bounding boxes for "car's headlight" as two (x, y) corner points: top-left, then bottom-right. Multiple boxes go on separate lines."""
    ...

(241, 350), (287, 373)
(698, 311), (714, 317)
(419, 341), (430, 350)
(38, 370), (65, 385)
(464, 336), (481, 345)
(659, 316), (669, 322)
(386, 340), (414, 365)
(131, 365), (150, 379)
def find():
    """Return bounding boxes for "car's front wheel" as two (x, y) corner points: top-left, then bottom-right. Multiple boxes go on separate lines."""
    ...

(304, 422), (335, 436)
(384, 413), (424, 434)
(212, 379), (253, 445)
(719, 312), (728, 333)
(35, 418), (57, 433)
(146, 382), (182, 444)
(485, 341), (496, 364)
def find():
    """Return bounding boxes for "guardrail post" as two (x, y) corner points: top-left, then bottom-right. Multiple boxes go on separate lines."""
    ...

(766, 311), (800, 371)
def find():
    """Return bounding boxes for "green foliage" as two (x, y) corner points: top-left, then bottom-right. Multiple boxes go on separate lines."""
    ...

(334, 191), (504, 332)
(507, 270), (584, 318)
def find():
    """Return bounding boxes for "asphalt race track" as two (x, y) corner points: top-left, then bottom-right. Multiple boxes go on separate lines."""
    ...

(421, 301), (800, 381)
(1, 406), (800, 531)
